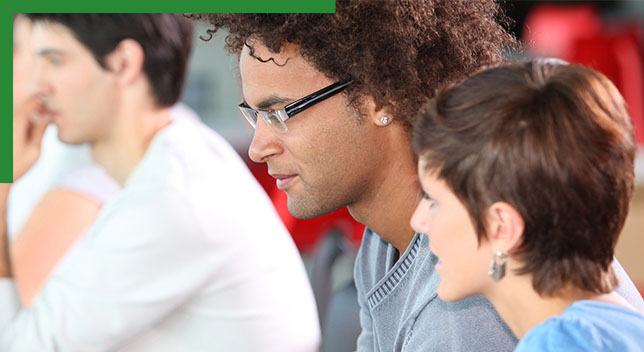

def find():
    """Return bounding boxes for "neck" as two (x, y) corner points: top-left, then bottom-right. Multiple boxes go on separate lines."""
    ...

(486, 271), (630, 339)
(91, 104), (171, 185)
(348, 127), (419, 253)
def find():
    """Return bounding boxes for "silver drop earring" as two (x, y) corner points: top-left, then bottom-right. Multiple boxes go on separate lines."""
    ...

(488, 251), (508, 281)
(380, 116), (390, 125)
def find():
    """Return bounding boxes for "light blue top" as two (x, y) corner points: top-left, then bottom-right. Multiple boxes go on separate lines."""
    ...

(516, 300), (644, 351)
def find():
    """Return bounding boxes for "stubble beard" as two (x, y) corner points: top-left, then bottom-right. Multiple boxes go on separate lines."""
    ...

(285, 184), (351, 220)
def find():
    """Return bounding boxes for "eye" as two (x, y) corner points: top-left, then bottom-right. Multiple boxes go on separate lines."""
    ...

(49, 57), (62, 65)
(422, 192), (437, 208)
(45, 55), (63, 66)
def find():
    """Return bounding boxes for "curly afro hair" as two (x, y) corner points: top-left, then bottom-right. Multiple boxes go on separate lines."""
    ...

(190, 0), (518, 130)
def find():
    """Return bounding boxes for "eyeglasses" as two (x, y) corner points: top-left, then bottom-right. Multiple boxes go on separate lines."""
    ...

(238, 80), (353, 133)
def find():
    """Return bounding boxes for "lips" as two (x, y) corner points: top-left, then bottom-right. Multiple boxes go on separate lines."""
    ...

(270, 173), (298, 190)
(30, 109), (58, 124)
(29, 98), (58, 123)
(37, 96), (59, 112)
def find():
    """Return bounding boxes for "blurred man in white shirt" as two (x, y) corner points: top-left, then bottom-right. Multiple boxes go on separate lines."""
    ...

(2, 13), (320, 351)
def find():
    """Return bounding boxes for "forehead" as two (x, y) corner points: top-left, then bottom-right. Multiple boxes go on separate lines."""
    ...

(30, 21), (89, 56)
(13, 17), (32, 48)
(238, 40), (333, 105)
(418, 158), (442, 188)
(417, 157), (433, 180)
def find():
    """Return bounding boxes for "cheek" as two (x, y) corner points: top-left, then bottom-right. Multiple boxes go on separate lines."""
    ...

(433, 218), (478, 276)
(54, 72), (86, 108)
(291, 114), (368, 178)
(473, 240), (493, 274)
(439, 244), (491, 301)
(453, 226), (482, 266)
(77, 73), (115, 111)
(460, 240), (493, 284)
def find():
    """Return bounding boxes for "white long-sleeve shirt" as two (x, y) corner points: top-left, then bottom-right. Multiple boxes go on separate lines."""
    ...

(0, 110), (320, 351)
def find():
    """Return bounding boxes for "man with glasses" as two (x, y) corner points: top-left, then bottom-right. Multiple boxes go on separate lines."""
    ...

(2, 14), (320, 351)
(193, 1), (644, 351)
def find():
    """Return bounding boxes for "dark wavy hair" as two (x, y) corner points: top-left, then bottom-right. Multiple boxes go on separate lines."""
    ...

(413, 59), (636, 296)
(190, 0), (518, 130)
(25, 14), (193, 107)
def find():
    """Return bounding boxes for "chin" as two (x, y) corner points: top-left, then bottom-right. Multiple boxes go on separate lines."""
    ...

(287, 203), (330, 220)
(57, 132), (86, 145)
(437, 283), (471, 303)
(286, 195), (343, 220)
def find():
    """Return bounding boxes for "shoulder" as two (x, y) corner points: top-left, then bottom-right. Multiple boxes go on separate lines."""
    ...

(131, 113), (258, 195)
(404, 295), (516, 351)
(518, 302), (644, 352)
(517, 317), (594, 352)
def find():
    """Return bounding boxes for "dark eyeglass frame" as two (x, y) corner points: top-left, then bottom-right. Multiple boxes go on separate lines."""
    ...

(238, 80), (353, 133)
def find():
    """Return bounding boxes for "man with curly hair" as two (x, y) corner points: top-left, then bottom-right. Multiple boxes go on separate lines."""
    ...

(193, 1), (643, 351)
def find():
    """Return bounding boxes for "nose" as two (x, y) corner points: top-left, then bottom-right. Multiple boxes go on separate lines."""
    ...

(248, 117), (283, 163)
(410, 200), (430, 235)
(30, 60), (54, 98)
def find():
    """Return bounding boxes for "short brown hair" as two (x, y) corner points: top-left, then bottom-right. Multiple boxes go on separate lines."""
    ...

(412, 59), (636, 295)
(26, 14), (193, 107)
(190, 0), (518, 130)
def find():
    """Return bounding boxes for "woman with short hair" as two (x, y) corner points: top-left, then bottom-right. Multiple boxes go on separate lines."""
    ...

(411, 58), (644, 351)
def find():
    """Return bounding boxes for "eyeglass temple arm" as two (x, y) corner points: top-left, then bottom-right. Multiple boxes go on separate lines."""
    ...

(284, 80), (353, 117)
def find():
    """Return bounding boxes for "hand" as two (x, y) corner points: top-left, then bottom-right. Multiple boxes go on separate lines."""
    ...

(13, 96), (51, 181)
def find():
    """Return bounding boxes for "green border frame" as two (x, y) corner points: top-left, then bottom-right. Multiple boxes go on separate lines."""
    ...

(3, 0), (335, 183)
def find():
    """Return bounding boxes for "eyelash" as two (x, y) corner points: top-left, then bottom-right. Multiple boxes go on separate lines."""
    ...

(422, 192), (436, 207)
(47, 57), (62, 66)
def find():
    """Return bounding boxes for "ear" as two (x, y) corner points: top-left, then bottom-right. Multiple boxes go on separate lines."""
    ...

(486, 202), (525, 254)
(361, 95), (395, 127)
(103, 39), (145, 86)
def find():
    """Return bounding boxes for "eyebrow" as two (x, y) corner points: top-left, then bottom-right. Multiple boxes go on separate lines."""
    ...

(253, 95), (294, 110)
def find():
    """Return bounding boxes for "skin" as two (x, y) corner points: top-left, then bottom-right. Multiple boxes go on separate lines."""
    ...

(30, 21), (118, 146)
(240, 40), (420, 252)
(411, 158), (636, 338)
